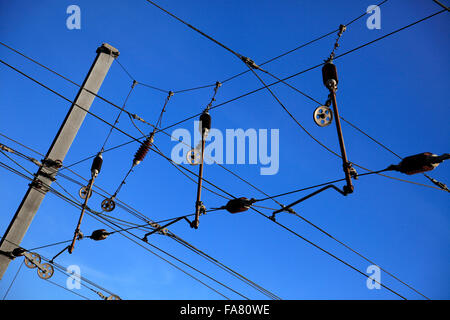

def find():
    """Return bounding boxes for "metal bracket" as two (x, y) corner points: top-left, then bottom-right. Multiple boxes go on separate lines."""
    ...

(271, 184), (347, 220)
(36, 170), (56, 182)
(143, 217), (187, 242)
(41, 158), (63, 169)
(29, 178), (49, 192)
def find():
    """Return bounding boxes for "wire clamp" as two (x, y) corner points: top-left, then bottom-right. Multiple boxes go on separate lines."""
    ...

(348, 163), (358, 180)
(42, 158), (63, 169)
(241, 56), (263, 71)
(29, 178), (48, 192)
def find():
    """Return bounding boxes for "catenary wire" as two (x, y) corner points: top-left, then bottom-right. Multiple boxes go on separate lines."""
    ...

(0, 164), (235, 300)
(2, 260), (24, 300)
(1, 36), (442, 194)
(0, 148), (423, 299)
(0, 156), (276, 299)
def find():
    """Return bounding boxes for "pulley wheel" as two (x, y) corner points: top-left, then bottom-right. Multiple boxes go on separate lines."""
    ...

(24, 252), (41, 269)
(101, 198), (116, 212)
(107, 294), (121, 300)
(313, 106), (333, 127)
(186, 149), (201, 165)
(37, 263), (54, 280)
(79, 186), (92, 199)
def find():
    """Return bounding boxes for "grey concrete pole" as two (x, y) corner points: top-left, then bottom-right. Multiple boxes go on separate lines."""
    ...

(0, 43), (119, 279)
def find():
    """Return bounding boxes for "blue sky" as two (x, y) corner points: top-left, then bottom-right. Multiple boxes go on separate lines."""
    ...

(0, 0), (449, 300)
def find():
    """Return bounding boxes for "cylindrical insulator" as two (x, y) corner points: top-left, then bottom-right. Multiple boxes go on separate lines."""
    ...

(90, 229), (109, 241)
(91, 153), (103, 177)
(199, 112), (211, 133)
(225, 197), (255, 214)
(322, 61), (338, 88)
(133, 133), (154, 166)
(397, 152), (438, 175)
(11, 248), (25, 257)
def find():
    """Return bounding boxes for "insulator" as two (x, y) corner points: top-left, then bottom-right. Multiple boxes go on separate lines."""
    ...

(11, 247), (25, 257)
(322, 61), (338, 89)
(133, 133), (154, 166)
(90, 229), (110, 241)
(225, 197), (255, 214)
(91, 153), (103, 177)
(199, 112), (211, 133)
(396, 152), (439, 175)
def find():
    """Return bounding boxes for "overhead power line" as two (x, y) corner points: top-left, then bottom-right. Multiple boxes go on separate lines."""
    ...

(72, 8), (448, 187)
(0, 162), (236, 299)
(0, 142), (280, 299)
(1, 3), (445, 300)
(0, 132), (277, 299)
(1, 147), (409, 300)
(0, 51), (442, 298)
(432, 0), (450, 11)
(249, 206), (407, 299)
(2, 30), (444, 194)
(0, 236), (118, 300)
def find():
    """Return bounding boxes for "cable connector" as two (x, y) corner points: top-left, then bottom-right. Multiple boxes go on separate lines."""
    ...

(349, 163), (358, 180)
(241, 56), (264, 71)
(424, 174), (450, 192)
(131, 113), (145, 123)
(338, 24), (347, 36)
(0, 143), (13, 153)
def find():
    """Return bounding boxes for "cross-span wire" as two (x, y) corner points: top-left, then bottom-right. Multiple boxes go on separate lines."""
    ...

(0, 144), (280, 299)
(0, 134), (426, 297)
(68, 8), (448, 194)
(1, 37), (442, 193)
(0, 60), (440, 297)
(0, 6), (442, 298)
(1, 236), (118, 299)
(0, 162), (235, 299)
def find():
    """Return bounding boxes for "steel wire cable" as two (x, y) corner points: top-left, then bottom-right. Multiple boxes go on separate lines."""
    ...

(1, 236), (118, 299)
(0, 156), (274, 299)
(249, 206), (407, 300)
(1, 37), (442, 193)
(2, 261), (24, 300)
(0, 155), (425, 299)
(0, 164), (235, 300)
(0, 6), (444, 298)
(7, 137), (399, 301)
(100, 81), (137, 152)
(0, 131), (441, 299)
(0, 133), (438, 299)
(0, 61), (239, 201)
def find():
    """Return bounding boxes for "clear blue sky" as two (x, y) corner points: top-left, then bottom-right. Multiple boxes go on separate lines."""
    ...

(0, 0), (449, 300)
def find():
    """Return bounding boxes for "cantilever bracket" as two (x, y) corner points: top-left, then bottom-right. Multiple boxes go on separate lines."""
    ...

(270, 184), (347, 220)
(50, 245), (70, 264)
(142, 216), (191, 242)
